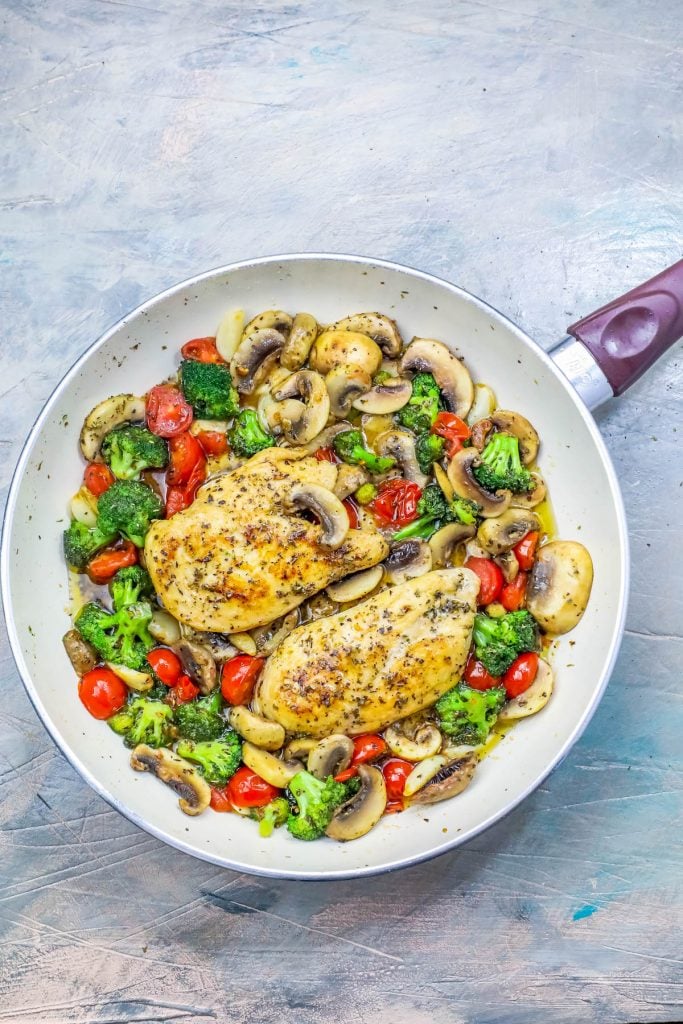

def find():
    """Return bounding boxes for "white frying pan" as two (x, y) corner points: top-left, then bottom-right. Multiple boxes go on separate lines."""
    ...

(3, 254), (681, 879)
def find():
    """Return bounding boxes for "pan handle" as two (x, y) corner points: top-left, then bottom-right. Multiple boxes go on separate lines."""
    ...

(564, 258), (683, 400)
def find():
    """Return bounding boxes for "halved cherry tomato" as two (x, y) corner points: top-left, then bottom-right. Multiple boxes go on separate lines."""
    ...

(167, 432), (205, 487)
(146, 385), (193, 438)
(368, 479), (422, 528)
(501, 570), (528, 611)
(343, 497), (360, 529)
(384, 800), (405, 814)
(86, 539), (137, 584)
(227, 766), (280, 808)
(171, 674), (200, 704)
(513, 531), (539, 572)
(314, 446), (339, 463)
(83, 462), (115, 497)
(382, 758), (413, 800)
(221, 654), (265, 706)
(195, 429), (228, 457)
(147, 648), (182, 686)
(181, 336), (224, 363)
(78, 667), (128, 719)
(165, 485), (191, 518)
(334, 766), (357, 783)
(209, 786), (234, 812)
(503, 651), (539, 699)
(431, 412), (471, 457)
(463, 652), (501, 690)
(464, 556), (503, 605)
(352, 734), (387, 764)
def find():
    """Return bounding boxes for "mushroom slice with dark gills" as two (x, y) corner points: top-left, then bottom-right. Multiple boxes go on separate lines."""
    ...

(326, 765), (387, 841)
(285, 482), (350, 549)
(174, 638), (218, 694)
(526, 540), (593, 635)
(447, 448), (512, 518)
(477, 508), (540, 556)
(325, 364), (372, 417)
(79, 394), (146, 461)
(400, 337), (474, 418)
(269, 369), (330, 444)
(130, 745), (211, 815)
(383, 540), (433, 585)
(352, 377), (412, 414)
(307, 735), (354, 779)
(409, 754), (477, 805)
(375, 429), (428, 487)
(230, 328), (286, 394)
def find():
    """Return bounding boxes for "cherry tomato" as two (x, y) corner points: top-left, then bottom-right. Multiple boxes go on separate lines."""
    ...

(78, 667), (128, 719)
(181, 336), (224, 363)
(513, 531), (539, 572)
(334, 766), (357, 783)
(503, 651), (539, 700)
(167, 432), (205, 487)
(384, 800), (405, 815)
(147, 647), (182, 686)
(86, 539), (137, 584)
(464, 556), (503, 605)
(227, 766), (280, 808)
(209, 786), (234, 812)
(343, 497), (360, 529)
(382, 758), (413, 801)
(221, 654), (265, 705)
(352, 734), (387, 765)
(501, 571), (528, 611)
(463, 652), (501, 690)
(171, 674), (200, 704)
(368, 479), (422, 528)
(83, 462), (115, 497)
(146, 385), (193, 438)
(165, 485), (191, 518)
(314, 446), (339, 463)
(195, 429), (228, 456)
(432, 412), (471, 457)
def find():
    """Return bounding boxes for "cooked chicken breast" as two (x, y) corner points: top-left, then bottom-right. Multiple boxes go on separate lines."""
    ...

(144, 447), (389, 633)
(256, 568), (480, 736)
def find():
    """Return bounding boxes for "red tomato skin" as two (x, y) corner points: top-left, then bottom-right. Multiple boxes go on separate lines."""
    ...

(86, 540), (138, 584)
(351, 734), (388, 765)
(147, 648), (182, 686)
(464, 556), (504, 605)
(343, 497), (360, 529)
(314, 446), (339, 463)
(181, 337), (224, 363)
(431, 412), (471, 456)
(334, 766), (357, 783)
(167, 432), (205, 486)
(165, 485), (191, 518)
(227, 767), (279, 808)
(513, 531), (539, 572)
(83, 463), (115, 497)
(170, 674), (200, 704)
(501, 571), (528, 611)
(368, 479), (422, 527)
(146, 385), (193, 438)
(78, 668), (128, 719)
(463, 654), (501, 690)
(221, 655), (265, 706)
(384, 800), (405, 814)
(382, 758), (413, 800)
(503, 652), (539, 699)
(210, 786), (234, 812)
(195, 430), (228, 456)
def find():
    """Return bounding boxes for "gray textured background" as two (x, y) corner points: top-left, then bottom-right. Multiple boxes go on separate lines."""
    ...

(1, 1), (682, 1022)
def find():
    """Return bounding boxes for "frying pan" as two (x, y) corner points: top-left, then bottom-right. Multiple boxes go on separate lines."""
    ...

(2, 254), (681, 879)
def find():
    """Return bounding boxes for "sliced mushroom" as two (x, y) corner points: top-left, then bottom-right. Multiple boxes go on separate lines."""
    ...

(498, 659), (554, 721)
(466, 383), (496, 426)
(182, 628), (237, 664)
(375, 429), (427, 487)
(310, 330), (382, 377)
(251, 611), (299, 656)
(174, 639), (218, 694)
(230, 328), (286, 394)
(215, 307), (245, 361)
(62, 629), (97, 676)
(241, 742), (302, 788)
(447, 448), (511, 518)
(284, 737), (317, 762)
(270, 369), (330, 444)
(326, 565), (384, 603)
(511, 472), (546, 508)
(403, 755), (447, 796)
(383, 540), (433, 585)
(409, 754), (477, 804)
(526, 540), (594, 634)
(325, 364), (372, 417)
(148, 609), (181, 646)
(477, 508), (540, 555)
(229, 631), (258, 656)
(300, 591), (340, 621)
(469, 417), (493, 452)
(130, 745), (210, 816)
(490, 410), (539, 465)
(300, 420), (353, 453)
(495, 549), (520, 583)
(243, 309), (292, 338)
(106, 662), (153, 692)
(325, 765), (387, 841)
(307, 734), (354, 779)
(230, 706), (285, 751)
(429, 522), (476, 567)
(384, 722), (442, 761)
(327, 312), (403, 357)
(433, 462), (454, 502)
(360, 413), (395, 449)
(352, 377), (412, 414)
(286, 482), (349, 548)
(333, 463), (369, 500)
(79, 394), (146, 461)
(281, 312), (318, 370)
(69, 486), (99, 527)
(400, 338), (474, 418)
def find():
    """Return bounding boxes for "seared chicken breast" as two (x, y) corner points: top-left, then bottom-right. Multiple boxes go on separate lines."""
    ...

(144, 447), (389, 633)
(256, 568), (480, 736)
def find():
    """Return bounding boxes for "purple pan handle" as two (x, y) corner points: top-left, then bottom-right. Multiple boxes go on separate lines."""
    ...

(566, 258), (683, 396)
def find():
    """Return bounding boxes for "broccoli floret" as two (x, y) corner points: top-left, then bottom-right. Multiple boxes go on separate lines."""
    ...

(109, 565), (154, 611)
(75, 599), (154, 671)
(63, 519), (116, 571)
(415, 431), (445, 474)
(108, 695), (175, 748)
(228, 409), (275, 457)
(435, 682), (506, 745)
(393, 483), (480, 541)
(179, 359), (239, 420)
(333, 430), (396, 474)
(473, 609), (539, 676)
(473, 433), (533, 494)
(397, 372), (443, 434)
(176, 731), (242, 785)
(101, 424), (168, 480)
(286, 770), (349, 841)
(174, 691), (226, 742)
(96, 479), (163, 548)
(250, 796), (290, 837)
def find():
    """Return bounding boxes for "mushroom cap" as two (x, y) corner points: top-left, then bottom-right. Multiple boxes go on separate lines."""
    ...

(400, 337), (474, 418)
(286, 482), (350, 549)
(490, 409), (539, 465)
(477, 508), (541, 555)
(447, 448), (512, 518)
(325, 364), (372, 417)
(383, 539), (433, 585)
(307, 734), (354, 779)
(230, 328), (286, 394)
(241, 742), (303, 789)
(498, 659), (554, 721)
(333, 463), (369, 500)
(281, 312), (319, 370)
(526, 540), (594, 634)
(428, 522), (476, 567)
(79, 393), (146, 462)
(230, 705), (285, 751)
(409, 754), (477, 804)
(242, 309), (293, 338)
(174, 638), (218, 694)
(352, 377), (412, 414)
(325, 764), (387, 841)
(310, 330), (383, 376)
(384, 722), (442, 761)
(130, 745), (211, 816)
(327, 312), (403, 357)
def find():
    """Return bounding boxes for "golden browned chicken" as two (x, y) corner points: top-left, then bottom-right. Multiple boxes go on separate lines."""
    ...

(256, 568), (480, 736)
(144, 447), (389, 633)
